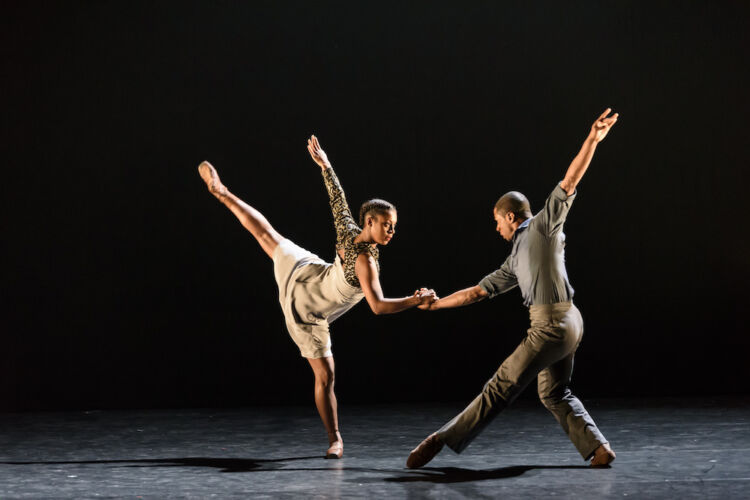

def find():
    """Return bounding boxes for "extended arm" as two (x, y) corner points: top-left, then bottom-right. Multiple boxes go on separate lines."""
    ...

(421, 285), (488, 310)
(355, 253), (436, 315)
(307, 135), (359, 245)
(422, 258), (513, 310)
(559, 108), (619, 195)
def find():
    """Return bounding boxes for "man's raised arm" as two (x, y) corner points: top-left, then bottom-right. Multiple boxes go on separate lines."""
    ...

(559, 108), (619, 196)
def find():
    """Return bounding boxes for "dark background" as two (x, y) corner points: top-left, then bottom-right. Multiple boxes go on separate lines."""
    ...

(2, 1), (748, 411)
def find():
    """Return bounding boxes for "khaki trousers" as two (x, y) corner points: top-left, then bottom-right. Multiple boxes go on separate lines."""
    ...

(438, 302), (607, 460)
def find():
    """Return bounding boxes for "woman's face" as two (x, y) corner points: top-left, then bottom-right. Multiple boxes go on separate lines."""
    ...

(368, 209), (397, 245)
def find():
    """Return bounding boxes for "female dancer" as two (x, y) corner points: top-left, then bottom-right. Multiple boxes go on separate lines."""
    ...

(198, 135), (436, 459)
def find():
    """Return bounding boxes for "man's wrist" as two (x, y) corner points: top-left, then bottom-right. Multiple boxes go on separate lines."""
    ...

(584, 135), (599, 146)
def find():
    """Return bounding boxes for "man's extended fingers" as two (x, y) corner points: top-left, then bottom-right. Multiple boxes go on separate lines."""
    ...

(598, 108), (612, 120)
(601, 116), (619, 128)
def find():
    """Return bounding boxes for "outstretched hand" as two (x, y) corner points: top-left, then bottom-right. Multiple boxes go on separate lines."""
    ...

(307, 135), (332, 170)
(589, 108), (619, 143)
(415, 288), (439, 310)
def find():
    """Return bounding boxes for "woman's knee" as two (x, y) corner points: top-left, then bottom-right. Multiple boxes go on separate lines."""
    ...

(310, 358), (335, 388)
(315, 369), (335, 389)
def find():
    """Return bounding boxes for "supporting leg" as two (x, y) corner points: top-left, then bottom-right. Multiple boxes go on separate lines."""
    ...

(307, 356), (343, 458)
(538, 354), (613, 464)
(198, 161), (283, 259)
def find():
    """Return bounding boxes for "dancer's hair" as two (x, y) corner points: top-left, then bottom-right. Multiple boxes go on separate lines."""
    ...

(494, 191), (532, 220)
(359, 199), (396, 226)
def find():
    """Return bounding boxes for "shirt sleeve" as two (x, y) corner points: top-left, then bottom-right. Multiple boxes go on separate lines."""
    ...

(322, 167), (360, 247)
(478, 255), (518, 298)
(530, 182), (577, 237)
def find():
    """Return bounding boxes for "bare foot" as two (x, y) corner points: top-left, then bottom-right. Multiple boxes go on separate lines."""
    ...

(590, 442), (616, 467)
(198, 161), (228, 198)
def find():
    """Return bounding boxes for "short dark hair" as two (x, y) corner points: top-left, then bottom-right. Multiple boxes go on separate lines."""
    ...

(359, 198), (396, 226)
(494, 191), (532, 220)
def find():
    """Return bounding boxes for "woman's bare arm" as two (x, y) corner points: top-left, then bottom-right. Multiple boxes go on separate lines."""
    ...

(355, 253), (436, 315)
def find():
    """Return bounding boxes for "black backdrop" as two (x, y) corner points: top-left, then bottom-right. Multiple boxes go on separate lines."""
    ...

(3, 1), (748, 411)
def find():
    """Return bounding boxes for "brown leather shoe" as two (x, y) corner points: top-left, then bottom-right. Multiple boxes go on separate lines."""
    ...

(406, 432), (444, 468)
(590, 442), (616, 467)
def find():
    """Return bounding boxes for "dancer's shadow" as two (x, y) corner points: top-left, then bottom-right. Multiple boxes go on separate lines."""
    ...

(2, 459), (605, 479)
(385, 464), (600, 484)
(0, 456), (319, 473)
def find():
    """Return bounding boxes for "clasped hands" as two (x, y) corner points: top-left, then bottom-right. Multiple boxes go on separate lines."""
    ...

(414, 288), (439, 310)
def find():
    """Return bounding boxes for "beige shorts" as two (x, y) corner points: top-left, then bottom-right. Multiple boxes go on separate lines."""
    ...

(273, 239), (333, 359)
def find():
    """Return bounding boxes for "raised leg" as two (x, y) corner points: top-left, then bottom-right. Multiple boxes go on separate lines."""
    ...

(198, 161), (283, 259)
(307, 356), (343, 459)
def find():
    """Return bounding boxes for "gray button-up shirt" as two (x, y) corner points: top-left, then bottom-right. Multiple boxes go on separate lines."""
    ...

(478, 183), (576, 306)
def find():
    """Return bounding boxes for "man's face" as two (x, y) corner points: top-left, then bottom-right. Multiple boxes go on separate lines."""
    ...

(494, 209), (515, 241)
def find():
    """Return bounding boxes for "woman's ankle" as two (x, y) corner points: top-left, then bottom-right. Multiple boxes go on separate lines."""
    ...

(327, 430), (342, 444)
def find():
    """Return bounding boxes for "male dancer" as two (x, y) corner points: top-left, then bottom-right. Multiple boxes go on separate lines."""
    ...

(407, 108), (619, 468)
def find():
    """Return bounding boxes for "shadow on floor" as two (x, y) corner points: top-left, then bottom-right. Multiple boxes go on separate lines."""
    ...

(2, 458), (605, 482)
(385, 464), (602, 484)
(0, 456), (321, 473)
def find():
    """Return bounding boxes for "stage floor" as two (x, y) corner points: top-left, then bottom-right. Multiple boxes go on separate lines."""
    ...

(1, 397), (748, 498)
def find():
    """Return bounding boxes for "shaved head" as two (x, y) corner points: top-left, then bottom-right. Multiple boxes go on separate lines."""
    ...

(494, 191), (532, 220)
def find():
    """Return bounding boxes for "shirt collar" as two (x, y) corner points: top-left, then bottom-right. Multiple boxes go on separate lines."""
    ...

(512, 218), (531, 242)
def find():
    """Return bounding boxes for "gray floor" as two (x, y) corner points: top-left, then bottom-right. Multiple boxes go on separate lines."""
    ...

(1, 398), (748, 499)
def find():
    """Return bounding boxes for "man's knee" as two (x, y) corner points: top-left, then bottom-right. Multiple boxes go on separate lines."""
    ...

(481, 373), (524, 407)
(539, 387), (570, 410)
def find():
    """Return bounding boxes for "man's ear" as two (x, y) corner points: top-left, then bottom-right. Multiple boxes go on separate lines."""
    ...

(505, 211), (516, 223)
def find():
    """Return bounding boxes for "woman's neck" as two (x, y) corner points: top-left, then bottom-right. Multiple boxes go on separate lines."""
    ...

(354, 230), (377, 247)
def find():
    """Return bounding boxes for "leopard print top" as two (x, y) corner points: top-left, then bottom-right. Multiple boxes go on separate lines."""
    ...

(322, 167), (379, 287)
